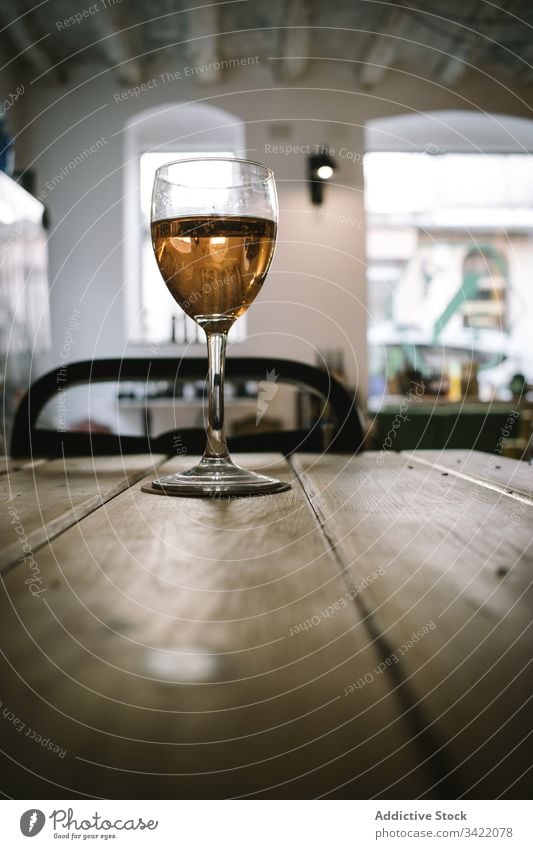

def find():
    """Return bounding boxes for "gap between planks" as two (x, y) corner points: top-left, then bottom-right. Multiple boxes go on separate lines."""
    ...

(287, 454), (462, 799)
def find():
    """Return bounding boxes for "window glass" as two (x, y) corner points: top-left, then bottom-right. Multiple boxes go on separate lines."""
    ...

(365, 152), (533, 402)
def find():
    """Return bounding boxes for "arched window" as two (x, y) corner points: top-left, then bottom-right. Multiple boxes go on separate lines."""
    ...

(123, 102), (245, 346)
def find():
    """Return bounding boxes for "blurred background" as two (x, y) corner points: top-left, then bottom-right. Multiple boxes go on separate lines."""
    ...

(2, 0), (533, 456)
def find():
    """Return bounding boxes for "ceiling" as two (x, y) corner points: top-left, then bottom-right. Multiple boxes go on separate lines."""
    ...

(2, 0), (533, 90)
(366, 110), (533, 152)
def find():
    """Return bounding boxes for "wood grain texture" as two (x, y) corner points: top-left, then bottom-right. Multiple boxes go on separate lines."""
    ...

(0, 454), (429, 800)
(0, 455), (166, 573)
(405, 449), (533, 503)
(0, 456), (48, 476)
(291, 451), (533, 799)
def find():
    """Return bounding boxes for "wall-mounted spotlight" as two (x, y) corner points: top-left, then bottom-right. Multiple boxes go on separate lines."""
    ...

(308, 148), (337, 205)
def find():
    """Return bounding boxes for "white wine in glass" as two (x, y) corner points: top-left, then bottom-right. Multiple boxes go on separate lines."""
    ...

(146, 158), (290, 497)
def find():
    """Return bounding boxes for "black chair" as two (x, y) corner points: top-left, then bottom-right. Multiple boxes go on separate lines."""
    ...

(11, 357), (365, 458)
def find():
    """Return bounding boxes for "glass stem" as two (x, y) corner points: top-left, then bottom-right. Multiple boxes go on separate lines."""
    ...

(204, 330), (230, 460)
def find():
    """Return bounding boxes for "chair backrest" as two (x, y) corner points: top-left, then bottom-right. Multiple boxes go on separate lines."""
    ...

(11, 357), (365, 457)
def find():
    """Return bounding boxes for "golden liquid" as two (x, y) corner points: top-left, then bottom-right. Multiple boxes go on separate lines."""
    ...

(151, 215), (276, 333)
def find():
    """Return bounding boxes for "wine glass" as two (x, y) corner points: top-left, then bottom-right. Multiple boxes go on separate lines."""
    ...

(146, 157), (290, 497)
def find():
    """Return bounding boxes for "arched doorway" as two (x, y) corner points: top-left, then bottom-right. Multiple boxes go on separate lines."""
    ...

(123, 102), (245, 344)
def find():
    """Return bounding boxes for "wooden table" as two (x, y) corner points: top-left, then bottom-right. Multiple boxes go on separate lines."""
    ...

(0, 451), (531, 799)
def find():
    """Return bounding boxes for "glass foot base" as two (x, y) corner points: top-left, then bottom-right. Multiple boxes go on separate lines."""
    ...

(142, 458), (291, 498)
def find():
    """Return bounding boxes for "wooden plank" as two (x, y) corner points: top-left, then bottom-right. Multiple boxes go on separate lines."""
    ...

(291, 451), (533, 799)
(0, 456), (48, 477)
(405, 449), (533, 503)
(0, 455), (166, 573)
(0, 454), (429, 799)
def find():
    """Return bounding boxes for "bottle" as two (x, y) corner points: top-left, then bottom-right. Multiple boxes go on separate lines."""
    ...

(448, 359), (462, 402)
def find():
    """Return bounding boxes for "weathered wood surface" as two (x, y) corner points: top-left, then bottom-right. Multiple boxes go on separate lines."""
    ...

(0, 456), (48, 476)
(404, 449), (533, 503)
(0, 454), (430, 799)
(1, 451), (531, 799)
(0, 455), (166, 573)
(291, 451), (533, 798)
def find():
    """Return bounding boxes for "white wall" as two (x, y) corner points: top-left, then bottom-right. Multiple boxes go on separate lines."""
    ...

(14, 58), (533, 402)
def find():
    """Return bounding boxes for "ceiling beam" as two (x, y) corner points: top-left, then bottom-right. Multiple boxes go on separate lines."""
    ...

(512, 52), (533, 85)
(92, 6), (143, 86)
(435, 44), (473, 87)
(358, 6), (410, 89)
(186, 3), (220, 84)
(276, 0), (311, 82)
(0, 6), (57, 80)
(431, 3), (492, 87)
